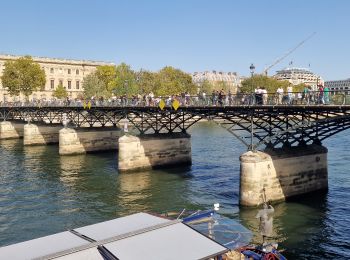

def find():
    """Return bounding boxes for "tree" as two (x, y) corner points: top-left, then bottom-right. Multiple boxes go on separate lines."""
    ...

(53, 83), (68, 99)
(199, 80), (214, 94)
(1, 56), (46, 98)
(215, 81), (231, 92)
(240, 75), (289, 93)
(112, 63), (138, 97)
(155, 66), (197, 96)
(137, 70), (158, 95)
(95, 65), (117, 92)
(82, 72), (107, 98)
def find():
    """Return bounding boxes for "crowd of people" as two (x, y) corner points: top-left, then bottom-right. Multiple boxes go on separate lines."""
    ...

(0, 85), (335, 107)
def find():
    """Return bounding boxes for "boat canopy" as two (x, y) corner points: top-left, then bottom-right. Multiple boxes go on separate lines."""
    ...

(0, 213), (229, 260)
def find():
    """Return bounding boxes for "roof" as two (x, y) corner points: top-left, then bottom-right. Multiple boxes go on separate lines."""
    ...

(0, 54), (114, 66)
(0, 212), (228, 260)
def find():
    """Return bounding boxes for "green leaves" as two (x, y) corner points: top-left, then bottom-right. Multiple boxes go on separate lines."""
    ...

(77, 62), (198, 98)
(1, 56), (46, 97)
(240, 75), (290, 93)
(53, 83), (68, 99)
(83, 73), (107, 98)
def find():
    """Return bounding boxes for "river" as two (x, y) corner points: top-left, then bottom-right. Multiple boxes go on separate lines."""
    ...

(0, 122), (349, 259)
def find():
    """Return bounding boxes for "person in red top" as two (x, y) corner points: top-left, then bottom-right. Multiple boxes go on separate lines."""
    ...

(318, 84), (324, 104)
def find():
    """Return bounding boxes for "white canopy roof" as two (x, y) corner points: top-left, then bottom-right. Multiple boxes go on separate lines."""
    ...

(0, 213), (228, 260)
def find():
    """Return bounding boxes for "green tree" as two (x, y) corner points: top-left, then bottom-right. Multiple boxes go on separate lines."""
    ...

(113, 63), (138, 97)
(156, 66), (196, 96)
(82, 72), (108, 98)
(52, 83), (68, 99)
(137, 70), (158, 95)
(199, 80), (214, 94)
(215, 81), (231, 92)
(294, 83), (307, 92)
(1, 56), (46, 98)
(96, 65), (117, 92)
(240, 75), (289, 93)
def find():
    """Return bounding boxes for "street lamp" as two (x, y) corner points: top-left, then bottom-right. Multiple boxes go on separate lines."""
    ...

(249, 63), (255, 151)
(124, 80), (128, 106)
(250, 63), (255, 78)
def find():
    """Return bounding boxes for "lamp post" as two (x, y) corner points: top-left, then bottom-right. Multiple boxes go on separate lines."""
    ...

(249, 63), (255, 151)
(249, 63), (255, 94)
(124, 80), (128, 106)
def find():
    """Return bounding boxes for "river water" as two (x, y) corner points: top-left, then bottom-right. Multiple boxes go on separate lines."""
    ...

(0, 122), (349, 259)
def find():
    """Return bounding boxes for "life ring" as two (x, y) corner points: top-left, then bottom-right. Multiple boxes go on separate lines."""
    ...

(263, 252), (278, 260)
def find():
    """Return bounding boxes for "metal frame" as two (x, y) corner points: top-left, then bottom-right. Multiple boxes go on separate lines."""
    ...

(1, 105), (350, 149)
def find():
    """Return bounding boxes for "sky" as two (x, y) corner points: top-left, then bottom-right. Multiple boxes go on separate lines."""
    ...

(0, 0), (349, 80)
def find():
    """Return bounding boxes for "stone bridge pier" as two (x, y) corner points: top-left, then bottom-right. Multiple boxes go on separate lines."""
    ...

(59, 127), (122, 155)
(0, 121), (25, 139)
(239, 144), (328, 206)
(118, 133), (192, 172)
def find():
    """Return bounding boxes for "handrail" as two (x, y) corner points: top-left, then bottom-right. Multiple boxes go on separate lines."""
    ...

(0, 90), (347, 108)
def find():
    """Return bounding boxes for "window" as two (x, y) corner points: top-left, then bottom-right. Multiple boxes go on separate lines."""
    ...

(59, 68), (63, 74)
(68, 80), (71, 89)
(50, 68), (54, 73)
(76, 81), (80, 89)
(68, 69), (71, 74)
(76, 69), (79, 75)
(50, 80), (54, 89)
(59, 80), (63, 86)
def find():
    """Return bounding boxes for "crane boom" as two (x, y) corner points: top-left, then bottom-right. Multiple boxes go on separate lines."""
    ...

(263, 32), (316, 75)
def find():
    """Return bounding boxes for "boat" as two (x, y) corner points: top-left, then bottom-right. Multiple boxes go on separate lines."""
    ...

(239, 244), (287, 260)
(163, 203), (287, 260)
(0, 211), (233, 260)
(0, 203), (286, 259)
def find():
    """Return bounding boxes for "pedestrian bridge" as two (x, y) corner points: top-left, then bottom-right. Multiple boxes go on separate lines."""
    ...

(0, 101), (349, 207)
(1, 104), (350, 150)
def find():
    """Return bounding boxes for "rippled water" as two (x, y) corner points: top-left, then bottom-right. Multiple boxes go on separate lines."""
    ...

(0, 122), (349, 259)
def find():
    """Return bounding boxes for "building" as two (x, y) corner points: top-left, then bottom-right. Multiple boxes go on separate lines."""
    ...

(274, 67), (323, 88)
(192, 71), (241, 93)
(324, 78), (350, 94)
(0, 54), (114, 101)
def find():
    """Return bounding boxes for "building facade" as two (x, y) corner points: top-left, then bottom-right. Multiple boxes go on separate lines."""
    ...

(0, 54), (114, 101)
(324, 78), (350, 93)
(274, 67), (323, 88)
(192, 71), (241, 93)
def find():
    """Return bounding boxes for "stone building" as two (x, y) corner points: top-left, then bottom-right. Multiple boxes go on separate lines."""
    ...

(0, 54), (114, 101)
(324, 78), (350, 94)
(191, 71), (241, 93)
(274, 67), (323, 88)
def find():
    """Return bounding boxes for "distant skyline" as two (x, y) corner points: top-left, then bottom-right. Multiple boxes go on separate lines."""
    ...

(1, 0), (349, 80)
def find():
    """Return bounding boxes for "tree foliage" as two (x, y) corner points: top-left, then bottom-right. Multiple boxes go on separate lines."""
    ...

(53, 83), (68, 99)
(79, 62), (197, 98)
(95, 65), (117, 92)
(137, 70), (158, 94)
(1, 56), (46, 97)
(113, 63), (137, 96)
(155, 66), (196, 96)
(199, 80), (214, 94)
(240, 75), (290, 93)
(83, 72), (108, 98)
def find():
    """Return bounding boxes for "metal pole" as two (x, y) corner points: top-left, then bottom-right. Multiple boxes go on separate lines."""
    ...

(250, 111), (254, 151)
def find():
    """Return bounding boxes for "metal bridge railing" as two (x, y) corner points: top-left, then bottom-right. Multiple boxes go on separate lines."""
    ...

(0, 90), (347, 108)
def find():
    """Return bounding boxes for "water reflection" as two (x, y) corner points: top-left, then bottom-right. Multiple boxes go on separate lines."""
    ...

(116, 171), (152, 213)
(239, 192), (333, 258)
(59, 154), (86, 187)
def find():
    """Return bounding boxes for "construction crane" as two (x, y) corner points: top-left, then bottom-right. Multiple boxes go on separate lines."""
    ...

(263, 32), (316, 76)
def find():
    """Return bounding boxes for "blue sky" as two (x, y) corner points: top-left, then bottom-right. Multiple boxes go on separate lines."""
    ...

(0, 0), (349, 80)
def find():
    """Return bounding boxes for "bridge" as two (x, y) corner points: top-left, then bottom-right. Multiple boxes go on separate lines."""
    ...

(1, 101), (349, 206)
